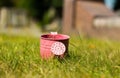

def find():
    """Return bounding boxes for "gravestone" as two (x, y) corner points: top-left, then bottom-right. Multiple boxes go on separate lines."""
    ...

(63, 0), (120, 40)
(0, 8), (29, 28)
(0, 8), (9, 29)
(10, 9), (28, 27)
(0, 7), (41, 37)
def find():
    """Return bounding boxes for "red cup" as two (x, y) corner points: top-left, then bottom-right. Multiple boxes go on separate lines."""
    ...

(40, 33), (70, 59)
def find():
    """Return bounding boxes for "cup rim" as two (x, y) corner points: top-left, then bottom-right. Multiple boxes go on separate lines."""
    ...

(41, 34), (70, 40)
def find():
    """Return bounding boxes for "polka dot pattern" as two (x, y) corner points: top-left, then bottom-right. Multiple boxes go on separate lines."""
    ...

(51, 42), (66, 55)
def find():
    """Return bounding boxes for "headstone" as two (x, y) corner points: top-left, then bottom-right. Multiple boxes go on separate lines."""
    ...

(20, 12), (28, 27)
(0, 8), (9, 29)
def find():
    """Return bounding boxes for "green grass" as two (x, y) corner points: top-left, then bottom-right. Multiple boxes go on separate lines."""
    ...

(0, 34), (120, 78)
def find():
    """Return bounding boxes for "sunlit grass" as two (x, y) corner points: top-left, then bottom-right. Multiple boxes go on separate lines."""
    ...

(0, 34), (120, 78)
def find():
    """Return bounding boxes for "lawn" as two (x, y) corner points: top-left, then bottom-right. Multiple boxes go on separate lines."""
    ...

(0, 34), (120, 78)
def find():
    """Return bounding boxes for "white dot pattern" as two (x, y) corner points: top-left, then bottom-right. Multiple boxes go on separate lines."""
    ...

(51, 42), (66, 55)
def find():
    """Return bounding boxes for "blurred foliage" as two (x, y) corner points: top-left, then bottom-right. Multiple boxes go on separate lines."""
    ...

(52, 0), (63, 7)
(15, 0), (63, 27)
(0, 0), (14, 7)
(0, 0), (63, 27)
(42, 8), (56, 27)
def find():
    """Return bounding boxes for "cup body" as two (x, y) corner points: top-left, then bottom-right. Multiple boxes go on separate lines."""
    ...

(40, 34), (70, 59)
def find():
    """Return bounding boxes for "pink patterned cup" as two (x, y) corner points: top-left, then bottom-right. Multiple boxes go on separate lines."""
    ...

(40, 33), (70, 59)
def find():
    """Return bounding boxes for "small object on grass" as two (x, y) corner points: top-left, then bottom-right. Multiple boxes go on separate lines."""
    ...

(50, 32), (58, 35)
(40, 33), (70, 59)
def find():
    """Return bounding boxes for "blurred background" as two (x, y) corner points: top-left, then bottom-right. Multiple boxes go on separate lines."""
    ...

(0, 0), (63, 37)
(0, 0), (120, 38)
